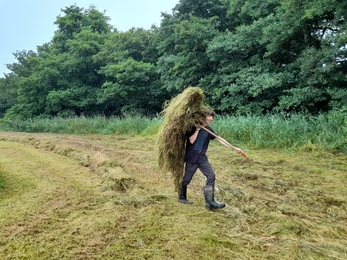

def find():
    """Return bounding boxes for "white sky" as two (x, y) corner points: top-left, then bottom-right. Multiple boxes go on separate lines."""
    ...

(0, 0), (179, 76)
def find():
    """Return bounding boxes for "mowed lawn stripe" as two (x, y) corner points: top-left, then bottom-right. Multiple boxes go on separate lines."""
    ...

(0, 141), (106, 259)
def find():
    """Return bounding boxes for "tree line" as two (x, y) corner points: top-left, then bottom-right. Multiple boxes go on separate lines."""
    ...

(0, 0), (346, 119)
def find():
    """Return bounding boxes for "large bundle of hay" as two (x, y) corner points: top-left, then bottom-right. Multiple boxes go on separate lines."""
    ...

(156, 87), (210, 191)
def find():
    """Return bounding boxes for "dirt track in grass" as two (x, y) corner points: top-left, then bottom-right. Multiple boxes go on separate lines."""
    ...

(0, 132), (347, 259)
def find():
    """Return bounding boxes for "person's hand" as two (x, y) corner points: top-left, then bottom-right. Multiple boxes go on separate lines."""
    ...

(234, 147), (247, 157)
(194, 124), (202, 130)
(234, 147), (242, 154)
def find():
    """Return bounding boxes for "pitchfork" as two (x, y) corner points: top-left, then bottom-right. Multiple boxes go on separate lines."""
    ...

(200, 126), (247, 158)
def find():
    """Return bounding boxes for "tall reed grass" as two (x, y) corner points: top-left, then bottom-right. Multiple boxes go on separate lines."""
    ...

(1, 115), (160, 136)
(215, 111), (347, 152)
(1, 112), (346, 152)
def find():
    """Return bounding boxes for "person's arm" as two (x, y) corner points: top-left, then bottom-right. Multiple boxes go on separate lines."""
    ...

(189, 127), (200, 144)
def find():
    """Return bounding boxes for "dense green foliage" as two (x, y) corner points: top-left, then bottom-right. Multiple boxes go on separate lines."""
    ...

(1, 0), (346, 119)
(1, 112), (346, 153)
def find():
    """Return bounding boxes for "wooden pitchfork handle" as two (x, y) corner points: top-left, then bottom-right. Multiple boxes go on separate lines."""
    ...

(200, 126), (247, 158)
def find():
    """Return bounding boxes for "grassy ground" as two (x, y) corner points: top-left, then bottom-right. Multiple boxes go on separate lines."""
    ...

(0, 132), (346, 259)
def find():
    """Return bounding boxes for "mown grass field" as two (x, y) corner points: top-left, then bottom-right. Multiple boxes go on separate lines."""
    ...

(1, 131), (346, 259)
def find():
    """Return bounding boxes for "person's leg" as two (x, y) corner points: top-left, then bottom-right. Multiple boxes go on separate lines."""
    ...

(199, 160), (225, 210)
(198, 160), (215, 186)
(182, 163), (198, 186)
(178, 163), (198, 204)
(203, 185), (225, 210)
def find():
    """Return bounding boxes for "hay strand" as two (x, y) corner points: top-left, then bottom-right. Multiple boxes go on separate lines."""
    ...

(156, 87), (210, 191)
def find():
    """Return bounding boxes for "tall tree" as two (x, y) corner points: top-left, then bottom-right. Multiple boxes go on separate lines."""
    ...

(94, 27), (166, 115)
(45, 26), (108, 116)
(205, 4), (287, 114)
(173, 0), (229, 30)
(158, 0), (225, 97)
(0, 73), (19, 117)
(267, 0), (347, 112)
(158, 16), (220, 93)
(52, 4), (111, 51)
(5, 5), (111, 118)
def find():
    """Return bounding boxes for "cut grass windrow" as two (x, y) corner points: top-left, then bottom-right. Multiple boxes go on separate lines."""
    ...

(0, 132), (346, 259)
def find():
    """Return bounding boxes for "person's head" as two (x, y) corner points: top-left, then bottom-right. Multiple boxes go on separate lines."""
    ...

(205, 109), (215, 125)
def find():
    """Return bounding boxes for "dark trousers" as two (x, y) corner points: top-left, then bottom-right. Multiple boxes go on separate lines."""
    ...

(182, 159), (215, 187)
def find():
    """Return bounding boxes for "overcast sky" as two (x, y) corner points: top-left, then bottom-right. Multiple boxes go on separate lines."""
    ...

(0, 0), (179, 76)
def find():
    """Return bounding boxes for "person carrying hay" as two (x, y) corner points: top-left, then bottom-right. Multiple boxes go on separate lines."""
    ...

(157, 87), (244, 210)
(178, 109), (242, 210)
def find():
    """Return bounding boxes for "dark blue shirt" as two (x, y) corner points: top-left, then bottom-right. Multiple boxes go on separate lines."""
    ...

(184, 126), (217, 164)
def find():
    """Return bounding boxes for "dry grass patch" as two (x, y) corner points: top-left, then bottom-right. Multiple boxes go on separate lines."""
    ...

(0, 132), (346, 259)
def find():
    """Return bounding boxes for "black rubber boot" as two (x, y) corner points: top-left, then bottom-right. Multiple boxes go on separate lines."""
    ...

(203, 185), (225, 210)
(178, 184), (193, 204)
